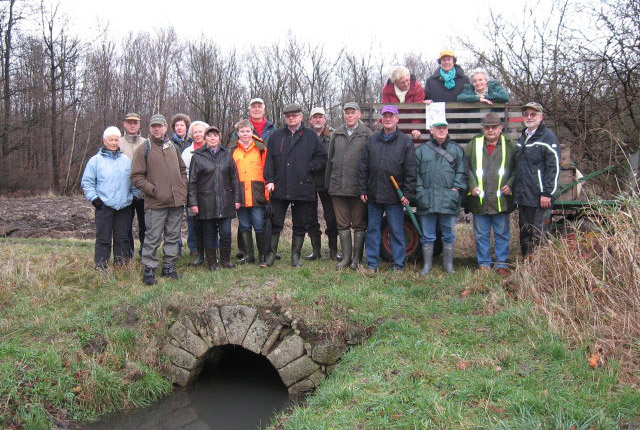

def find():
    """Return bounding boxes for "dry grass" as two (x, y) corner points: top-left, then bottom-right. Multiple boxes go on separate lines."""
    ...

(512, 198), (640, 383)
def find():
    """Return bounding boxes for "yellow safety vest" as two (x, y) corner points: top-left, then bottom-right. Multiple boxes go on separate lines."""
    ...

(473, 135), (507, 212)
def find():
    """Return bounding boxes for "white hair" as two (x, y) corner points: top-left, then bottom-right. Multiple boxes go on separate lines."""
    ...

(188, 121), (210, 139)
(470, 68), (490, 81)
(389, 66), (410, 84)
(103, 126), (121, 139)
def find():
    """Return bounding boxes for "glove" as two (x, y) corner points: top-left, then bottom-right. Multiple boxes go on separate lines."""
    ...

(92, 198), (103, 208)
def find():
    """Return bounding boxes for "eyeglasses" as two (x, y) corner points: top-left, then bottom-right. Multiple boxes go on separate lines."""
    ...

(284, 113), (301, 119)
(523, 112), (540, 118)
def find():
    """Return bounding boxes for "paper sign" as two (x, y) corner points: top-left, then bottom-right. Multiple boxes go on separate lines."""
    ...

(425, 102), (446, 129)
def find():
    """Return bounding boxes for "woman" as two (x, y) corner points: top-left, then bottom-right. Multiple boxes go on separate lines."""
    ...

(188, 126), (240, 271)
(81, 126), (139, 270)
(181, 121), (209, 264)
(231, 120), (268, 264)
(425, 50), (470, 103)
(381, 65), (425, 140)
(457, 68), (509, 104)
(170, 113), (193, 153)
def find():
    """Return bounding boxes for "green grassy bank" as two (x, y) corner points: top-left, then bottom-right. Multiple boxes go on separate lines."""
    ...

(0, 236), (638, 429)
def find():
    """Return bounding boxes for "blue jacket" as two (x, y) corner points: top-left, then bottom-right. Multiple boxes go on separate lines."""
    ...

(81, 148), (140, 210)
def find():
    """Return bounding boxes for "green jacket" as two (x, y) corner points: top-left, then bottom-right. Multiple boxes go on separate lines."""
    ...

(464, 133), (517, 214)
(456, 80), (509, 103)
(415, 138), (467, 215)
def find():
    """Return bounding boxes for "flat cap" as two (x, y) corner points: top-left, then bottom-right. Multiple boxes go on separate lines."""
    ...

(343, 102), (360, 111)
(123, 112), (141, 121)
(283, 104), (303, 115)
(521, 102), (544, 113)
(481, 113), (502, 127)
(149, 114), (167, 126)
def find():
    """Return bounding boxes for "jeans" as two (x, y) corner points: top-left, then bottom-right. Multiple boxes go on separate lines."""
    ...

(366, 202), (405, 269)
(95, 204), (133, 267)
(202, 218), (232, 249)
(473, 213), (510, 268)
(419, 213), (456, 245)
(186, 214), (206, 252)
(237, 206), (265, 233)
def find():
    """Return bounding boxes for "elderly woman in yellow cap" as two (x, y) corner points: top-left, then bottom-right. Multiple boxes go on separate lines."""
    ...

(425, 50), (470, 103)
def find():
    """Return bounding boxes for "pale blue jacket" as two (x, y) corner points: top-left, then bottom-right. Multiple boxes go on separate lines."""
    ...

(81, 148), (140, 210)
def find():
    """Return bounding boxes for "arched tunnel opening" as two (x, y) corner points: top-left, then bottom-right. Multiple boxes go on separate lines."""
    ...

(82, 345), (290, 430)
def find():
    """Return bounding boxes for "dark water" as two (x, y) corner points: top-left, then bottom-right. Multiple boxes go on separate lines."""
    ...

(82, 346), (290, 430)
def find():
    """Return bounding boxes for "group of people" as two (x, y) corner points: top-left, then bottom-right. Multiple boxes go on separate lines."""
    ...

(81, 50), (560, 284)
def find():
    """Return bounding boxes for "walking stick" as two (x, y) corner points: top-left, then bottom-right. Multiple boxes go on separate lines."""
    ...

(389, 175), (423, 236)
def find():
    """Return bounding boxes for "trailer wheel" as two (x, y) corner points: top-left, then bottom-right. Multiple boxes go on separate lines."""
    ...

(380, 217), (421, 262)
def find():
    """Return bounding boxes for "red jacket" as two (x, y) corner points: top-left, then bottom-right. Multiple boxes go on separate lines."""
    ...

(380, 77), (426, 131)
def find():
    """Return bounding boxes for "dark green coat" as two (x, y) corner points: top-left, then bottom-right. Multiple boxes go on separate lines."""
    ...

(415, 138), (467, 215)
(464, 133), (517, 214)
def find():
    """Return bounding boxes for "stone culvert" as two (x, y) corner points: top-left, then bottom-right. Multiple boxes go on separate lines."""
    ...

(163, 305), (359, 395)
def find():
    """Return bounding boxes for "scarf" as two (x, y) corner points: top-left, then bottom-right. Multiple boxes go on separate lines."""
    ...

(382, 129), (400, 142)
(193, 140), (205, 151)
(171, 132), (185, 144)
(394, 85), (409, 103)
(440, 67), (457, 90)
(251, 117), (267, 138)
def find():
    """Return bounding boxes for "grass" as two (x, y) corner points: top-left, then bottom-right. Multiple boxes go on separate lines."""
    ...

(0, 229), (638, 429)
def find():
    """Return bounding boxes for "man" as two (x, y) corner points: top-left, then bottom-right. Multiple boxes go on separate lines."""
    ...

(415, 119), (466, 275)
(119, 112), (146, 256)
(326, 102), (372, 270)
(226, 97), (277, 263)
(515, 102), (560, 256)
(465, 113), (517, 275)
(130, 114), (187, 285)
(359, 105), (417, 272)
(305, 106), (339, 261)
(263, 104), (327, 267)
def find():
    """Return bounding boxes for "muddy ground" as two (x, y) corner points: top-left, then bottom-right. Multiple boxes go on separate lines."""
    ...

(0, 196), (97, 239)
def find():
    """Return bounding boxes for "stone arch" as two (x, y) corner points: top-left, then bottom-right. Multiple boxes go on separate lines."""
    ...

(162, 305), (348, 394)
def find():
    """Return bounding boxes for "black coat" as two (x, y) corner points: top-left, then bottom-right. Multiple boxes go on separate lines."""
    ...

(425, 65), (470, 103)
(187, 146), (240, 219)
(515, 122), (560, 207)
(264, 124), (327, 201)
(358, 129), (417, 205)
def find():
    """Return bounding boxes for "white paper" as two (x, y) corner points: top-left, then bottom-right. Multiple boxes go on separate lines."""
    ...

(425, 102), (447, 129)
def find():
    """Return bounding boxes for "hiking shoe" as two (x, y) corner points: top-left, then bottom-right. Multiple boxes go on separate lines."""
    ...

(161, 265), (181, 279)
(143, 267), (156, 285)
(496, 267), (510, 277)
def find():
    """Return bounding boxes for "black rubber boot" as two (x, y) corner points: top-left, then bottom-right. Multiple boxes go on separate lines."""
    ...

(350, 231), (366, 270)
(292, 235), (305, 267)
(255, 231), (265, 264)
(420, 243), (434, 276)
(220, 247), (235, 268)
(235, 227), (245, 260)
(261, 233), (280, 267)
(336, 230), (352, 270)
(143, 266), (156, 285)
(328, 234), (341, 261)
(237, 231), (255, 264)
(442, 243), (455, 274)
(304, 234), (321, 260)
(192, 233), (205, 265)
(206, 248), (218, 272)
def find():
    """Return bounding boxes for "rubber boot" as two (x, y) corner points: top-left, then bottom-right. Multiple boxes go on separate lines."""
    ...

(350, 231), (366, 270)
(261, 233), (280, 267)
(328, 234), (340, 261)
(237, 231), (255, 264)
(442, 243), (455, 274)
(206, 248), (218, 272)
(192, 234), (205, 265)
(255, 231), (265, 264)
(420, 243), (434, 276)
(292, 235), (305, 267)
(304, 234), (321, 260)
(336, 230), (352, 270)
(235, 227), (245, 260)
(220, 247), (234, 268)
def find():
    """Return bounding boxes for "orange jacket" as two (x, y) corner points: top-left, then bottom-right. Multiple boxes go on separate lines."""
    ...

(232, 137), (269, 207)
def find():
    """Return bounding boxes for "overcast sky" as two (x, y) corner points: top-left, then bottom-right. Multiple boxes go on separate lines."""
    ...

(52, 0), (539, 61)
